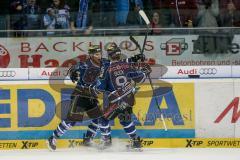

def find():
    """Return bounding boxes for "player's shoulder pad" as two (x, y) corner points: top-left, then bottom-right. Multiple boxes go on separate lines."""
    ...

(77, 61), (88, 70)
(101, 58), (109, 63)
(101, 58), (110, 67)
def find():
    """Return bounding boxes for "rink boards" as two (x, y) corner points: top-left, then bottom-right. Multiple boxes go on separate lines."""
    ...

(0, 138), (240, 149)
(0, 81), (194, 138)
(1, 78), (240, 149)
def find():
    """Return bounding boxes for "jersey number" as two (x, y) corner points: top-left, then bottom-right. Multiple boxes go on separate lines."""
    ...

(115, 76), (127, 87)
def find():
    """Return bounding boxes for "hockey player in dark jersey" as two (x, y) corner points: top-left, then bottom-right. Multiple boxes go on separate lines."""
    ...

(47, 45), (112, 151)
(95, 43), (152, 150)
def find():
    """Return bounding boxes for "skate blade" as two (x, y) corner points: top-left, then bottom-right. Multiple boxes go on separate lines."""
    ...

(81, 141), (98, 148)
(97, 144), (112, 151)
(127, 148), (143, 152)
(126, 145), (143, 152)
(46, 140), (56, 152)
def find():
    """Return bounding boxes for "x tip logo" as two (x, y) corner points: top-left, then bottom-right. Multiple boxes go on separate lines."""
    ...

(186, 139), (203, 148)
(21, 141), (38, 149)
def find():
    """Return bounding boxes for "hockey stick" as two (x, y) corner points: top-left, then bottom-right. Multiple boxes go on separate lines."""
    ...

(136, 10), (168, 131)
(130, 37), (168, 132)
(130, 35), (141, 53)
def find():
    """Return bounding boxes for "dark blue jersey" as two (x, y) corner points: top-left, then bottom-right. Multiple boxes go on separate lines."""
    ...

(97, 61), (146, 93)
(73, 59), (109, 87)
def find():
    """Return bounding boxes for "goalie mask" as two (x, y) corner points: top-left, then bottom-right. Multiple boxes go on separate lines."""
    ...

(88, 45), (102, 66)
(107, 43), (121, 61)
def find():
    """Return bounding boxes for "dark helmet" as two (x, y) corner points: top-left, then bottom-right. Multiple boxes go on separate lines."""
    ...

(88, 45), (102, 54)
(107, 43), (121, 60)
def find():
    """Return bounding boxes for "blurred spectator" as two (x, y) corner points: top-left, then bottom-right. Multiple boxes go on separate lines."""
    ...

(86, 0), (114, 28)
(76, 0), (88, 29)
(46, 0), (75, 33)
(195, 0), (220, 28)
(10, 0), (26, 16)
(127, 0), (144, 25)
(98, 0), (115, 27)
(87, 0), (100, 27)
(23, 0), (42, 35)
(150, 11), (162, 34)
(163, 0), (198, 27)
(150, 0), (163, 10)
(220, 0), (240, 10)
(10, 0), (26, 36)
(43, 8), (56, 35)
(142, 0), (170, 27)
(219, 0), (240, 27)
(115, 0), (130, 25)
(134, 0), (144, 24)
(143, 0), (165, 16)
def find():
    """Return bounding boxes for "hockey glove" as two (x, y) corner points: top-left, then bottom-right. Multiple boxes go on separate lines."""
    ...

(68, 66), (80, 83)
(130, 54), (145, 62)
(76, 86), (100, 98)
(141, 63), (152, 75)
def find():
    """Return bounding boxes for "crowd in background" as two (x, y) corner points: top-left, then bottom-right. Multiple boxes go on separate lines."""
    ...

(4, 0), (240, 36)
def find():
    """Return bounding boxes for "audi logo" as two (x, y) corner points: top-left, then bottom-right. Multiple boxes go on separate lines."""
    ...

(199, 68), (217, 75)
(0, 71), (16, 77)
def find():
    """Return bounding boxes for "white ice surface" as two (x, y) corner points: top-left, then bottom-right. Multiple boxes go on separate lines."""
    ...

(0, 148), (239, 160)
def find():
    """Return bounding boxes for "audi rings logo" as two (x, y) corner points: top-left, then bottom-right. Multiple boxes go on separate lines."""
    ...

(0, 71), (16, 77)
(199, 68), (217, 75)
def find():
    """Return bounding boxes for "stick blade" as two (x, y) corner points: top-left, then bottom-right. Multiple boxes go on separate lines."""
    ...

(139, 10), (150, 25)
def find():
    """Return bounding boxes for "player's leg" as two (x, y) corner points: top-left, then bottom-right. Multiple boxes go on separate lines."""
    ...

(82, 97), (100, 146)
(47, 89), (80, 151)
(98, 117), (112, 149)
(83, 98), (112, 148)
(47, 120), (76, 151)
(118, 108), (142, 149)
(82, 118), (99, 146)
(83, 117), (112, 148)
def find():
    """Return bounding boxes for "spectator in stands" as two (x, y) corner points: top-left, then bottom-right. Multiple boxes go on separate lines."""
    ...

(219, 0), (240, 27)
(88, 0), (100, 27)
(163, 0), (198, 27)
(195, 0), (220, 28)
(76, 0), (88, 29)
(115, 0), (130, 25)
(143, 0), (166, 17)
(45, 0), (75, 34)
(10, 0), (25, 15)
(143, 0), (170, 27)
(98, 0), (115, 27)
(148, 0), (163, 10)
(115, 0), (143, 26)
(10, 0), (26, 36)
(43, 8), (56, 35)
(81, 0), (114, 34)
(150, 11), (162, 34)
(23, 0), (42, 35)
(127, 0), (144, 25)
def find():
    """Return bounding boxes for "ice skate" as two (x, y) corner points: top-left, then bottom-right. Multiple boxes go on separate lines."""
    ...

(47, 136), (57, 151)
(82, 133), (94, 147)
(98, 135), (112, 150)
(126, 136), (143, 152)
